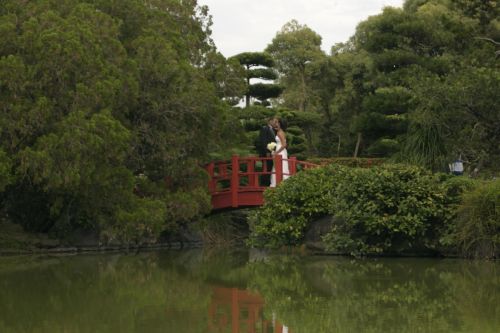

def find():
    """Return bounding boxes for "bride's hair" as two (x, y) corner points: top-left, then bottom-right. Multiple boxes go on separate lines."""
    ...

(278, 118), (287, 130)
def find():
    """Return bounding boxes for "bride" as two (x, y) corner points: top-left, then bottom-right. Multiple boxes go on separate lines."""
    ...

(270, 119), (290, 187)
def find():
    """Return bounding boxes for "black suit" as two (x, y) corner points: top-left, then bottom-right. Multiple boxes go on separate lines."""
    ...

(257, 125), (276, 186)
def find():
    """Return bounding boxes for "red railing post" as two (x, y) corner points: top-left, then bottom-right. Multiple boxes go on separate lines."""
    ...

(289, 156), (297, 176)
(207, 162), (215, 193)
(275, 154), (283, 185)
(247, 158), (257, 187)
(231, 155), (239, 207)
(219, 162), (227, 178)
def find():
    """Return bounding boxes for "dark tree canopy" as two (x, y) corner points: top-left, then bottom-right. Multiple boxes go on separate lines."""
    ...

(233, 52), (275, 68)
(248, 68), (278, 80)
(0, 0), (243, 241)
(248, 83), (284, 101)
(264, 1), (499, 172)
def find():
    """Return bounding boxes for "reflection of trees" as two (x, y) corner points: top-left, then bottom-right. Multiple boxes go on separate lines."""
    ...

(0, 252), (498, 333)
(0, 252), (211, 332)
(247, 256), (500, 333)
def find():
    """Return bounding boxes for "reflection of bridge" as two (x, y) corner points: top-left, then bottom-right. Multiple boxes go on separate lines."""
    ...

(208, 286), (291, 333)
(206, 155), (318, 210)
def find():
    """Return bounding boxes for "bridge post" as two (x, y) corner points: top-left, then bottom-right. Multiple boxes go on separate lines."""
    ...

(206, 162), (215, 193)
(247, 158), (257, 187)
(289, 156), (297, 176)
(275, 154), (283, 185)
(231, 155), (239, 207)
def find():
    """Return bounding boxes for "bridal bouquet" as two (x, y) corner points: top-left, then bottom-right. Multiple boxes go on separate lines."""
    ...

(267, 142), (277, 152)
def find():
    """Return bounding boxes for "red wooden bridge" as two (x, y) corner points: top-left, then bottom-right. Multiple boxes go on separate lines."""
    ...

(205, 155), (318, 210)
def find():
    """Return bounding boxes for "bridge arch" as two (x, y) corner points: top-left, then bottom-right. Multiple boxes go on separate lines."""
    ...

(206, 155), (318, 210)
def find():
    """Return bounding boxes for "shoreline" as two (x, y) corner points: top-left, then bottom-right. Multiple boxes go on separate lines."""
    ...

(0, 240), (203, 256)
(0, 242), (469, 260)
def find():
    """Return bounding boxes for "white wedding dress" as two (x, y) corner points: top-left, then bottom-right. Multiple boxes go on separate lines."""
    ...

(270, 135), (290, 187)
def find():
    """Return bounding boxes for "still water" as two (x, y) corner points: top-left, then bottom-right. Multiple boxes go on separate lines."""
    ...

(0, 250), (498, 333)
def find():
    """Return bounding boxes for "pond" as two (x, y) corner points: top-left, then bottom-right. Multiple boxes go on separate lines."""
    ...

(0, 250), (498, 332)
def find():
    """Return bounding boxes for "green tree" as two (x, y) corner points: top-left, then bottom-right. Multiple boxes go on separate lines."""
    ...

(0, 0), (243, 241)
(266, 20), (325, 113)
(317, 0), (499, 168)
(203, 51), (246, 105)
(231, 52), (282, 107)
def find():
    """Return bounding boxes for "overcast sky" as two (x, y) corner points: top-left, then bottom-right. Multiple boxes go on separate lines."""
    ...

(198, 0), (405, 57)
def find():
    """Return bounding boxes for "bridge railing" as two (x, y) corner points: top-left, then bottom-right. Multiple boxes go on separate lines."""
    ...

(205, 155), (318, 208)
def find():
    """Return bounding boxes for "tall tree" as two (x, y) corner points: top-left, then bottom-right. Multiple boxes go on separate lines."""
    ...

(266, 20), (325, 112)
(0, 0), (244, 240)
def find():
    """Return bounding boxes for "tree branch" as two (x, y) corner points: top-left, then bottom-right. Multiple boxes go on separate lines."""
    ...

(474, 37), (500, 45)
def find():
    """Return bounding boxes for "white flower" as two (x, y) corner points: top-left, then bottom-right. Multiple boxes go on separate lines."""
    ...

(267, 142), (277, 151)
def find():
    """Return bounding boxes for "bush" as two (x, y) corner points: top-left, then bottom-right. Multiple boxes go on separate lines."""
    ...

(324, 165), (450, 255)
(442, 176), (479, 203)
(307, 157), (386, 168)
(249, 166), (338, 247)
(452, 180), (500, 259)
(437, 175), (480, 251)
(250, 164), (453, 255)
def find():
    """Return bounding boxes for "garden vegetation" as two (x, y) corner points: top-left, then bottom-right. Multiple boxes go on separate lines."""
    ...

(250, 165), (499, 258)
(0, 0), (498, 253)
(0, 0), (244, 243)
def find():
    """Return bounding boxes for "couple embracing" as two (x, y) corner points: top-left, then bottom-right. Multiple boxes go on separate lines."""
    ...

(256, 116), (290, 187)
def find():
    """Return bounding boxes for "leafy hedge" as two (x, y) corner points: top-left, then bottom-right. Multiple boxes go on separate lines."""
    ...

(323, 165), (451, 255)
(452, 179), (500, 259)
(249, 166), (335, 247)
(307, 157), (386, 168)
(250, 164), (465, 255)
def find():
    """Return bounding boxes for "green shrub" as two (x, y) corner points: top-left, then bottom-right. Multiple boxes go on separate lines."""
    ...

(307, 157), (386, 168)
(249, 166), (339, 247)
(437, 175), (480, 251)
(442, 176), (479, 203)
(324, 164), (450, 255)
(250, 164), (453, 255)
(452, 180), (500, 259)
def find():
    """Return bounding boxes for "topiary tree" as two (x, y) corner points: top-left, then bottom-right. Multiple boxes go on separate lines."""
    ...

(231, 52), (283, 107)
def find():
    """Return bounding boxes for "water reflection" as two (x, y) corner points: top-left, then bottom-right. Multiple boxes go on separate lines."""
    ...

(209, 286), (290, 333)
(0, 251), (498, 333)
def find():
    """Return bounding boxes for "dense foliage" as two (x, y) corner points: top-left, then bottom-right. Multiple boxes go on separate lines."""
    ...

(452, 179), (500, 258)
(249, 164), (484, 256)
(0, 0), (243, 242)
(265, 0), (499, 173)
(1, 0), (498, 250)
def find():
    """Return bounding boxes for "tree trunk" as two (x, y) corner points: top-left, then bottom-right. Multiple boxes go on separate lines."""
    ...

(305, 127), (317, 154)
(300, 70), (306, 112)
(353, 132), (362, 158)
(337, 134), (341, 156)
(245, 65), (251, 108)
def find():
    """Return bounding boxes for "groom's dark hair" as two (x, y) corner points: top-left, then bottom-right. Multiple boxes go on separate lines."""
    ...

(278, 118), (287, 130)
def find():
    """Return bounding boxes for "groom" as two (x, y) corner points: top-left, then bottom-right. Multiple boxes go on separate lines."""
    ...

(256, 116), (278, 186)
